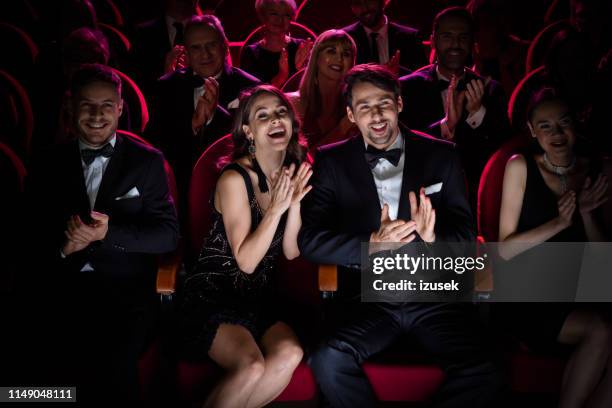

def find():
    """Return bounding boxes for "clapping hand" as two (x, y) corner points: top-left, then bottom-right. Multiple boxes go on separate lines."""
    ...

(295, 38), (313, 70)
(268, 167), (294, 216)
(288, 162), (313, 206)
(192, 77), (219, 134)
(62, 211), (110, 256)
(557, 190), (576, 228)
(386, 50), (401, 76)
(164, 45), (187, 73)
(578, 174), (609, 214)
(444, 75), (466, 138)
(409, 188), (436, 242)
(465, 77), (489, 115)
(370, 203), (417, 243)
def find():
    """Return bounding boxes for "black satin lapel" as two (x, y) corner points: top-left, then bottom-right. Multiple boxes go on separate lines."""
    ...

(70, 141), (93, 218)
(398, 132), (423, 221)
(349, 137), (384, 225)
(94, 135), (125, 212)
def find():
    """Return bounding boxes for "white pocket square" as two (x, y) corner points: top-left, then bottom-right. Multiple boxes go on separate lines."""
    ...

(424, 182), (443, 195)
(115, 187), (140, 200)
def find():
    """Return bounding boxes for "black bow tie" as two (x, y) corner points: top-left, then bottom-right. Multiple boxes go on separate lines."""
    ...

(365, 146), (402, 169)
(81, 143), (114, 165)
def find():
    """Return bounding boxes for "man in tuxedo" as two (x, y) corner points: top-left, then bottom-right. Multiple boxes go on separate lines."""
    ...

(342, 0), (427, 76)
(129, 0), (198, 99)
(298, 64), (503, 407)
(145, 14), (260, 230)
(26, 64), (179, 402)
(399, 7), (510, 211)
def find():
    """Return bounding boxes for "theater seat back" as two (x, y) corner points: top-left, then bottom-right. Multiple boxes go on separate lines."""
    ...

(477, 136), (530, 242)
(188, 134), (234, 257)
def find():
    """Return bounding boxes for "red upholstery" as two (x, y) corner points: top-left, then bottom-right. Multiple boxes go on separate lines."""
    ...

(295, 0), (355, 35)
(281, 68), (305, 92)
(509, 351), (565, 394)
(99, 22), (131, 53)
(213, 0), (261, 41)
(0, 69), (34, 159)
(188, 133), (234, 255)
(507, 66), (545, 130)
(112, 68), (149, 133)
(0, 141), (26, 192)
(477, 136), (530, 242)
(525, 20), (570, 74)
(364, 363), (444, 401)
(91, 0), (125, 27)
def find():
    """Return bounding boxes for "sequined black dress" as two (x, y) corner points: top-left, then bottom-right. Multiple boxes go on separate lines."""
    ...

(180, 163), (286, 360)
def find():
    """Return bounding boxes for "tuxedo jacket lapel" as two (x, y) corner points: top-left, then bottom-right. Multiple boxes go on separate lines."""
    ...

(397, 131), (424, 221)
(66, 141), (93, 219)
(346, 137), (382, 226)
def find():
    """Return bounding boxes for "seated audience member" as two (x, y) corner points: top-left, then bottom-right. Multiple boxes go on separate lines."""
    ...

(129, 0), (198, 99)
(240, 0), (313, 88)
(467, 0), (530, 96)
(145, 15), (259, 223)
(342, 0), (427, 76)
(179, 85), (310, 407)
(25, 64), (179, 403)
(497, 88), (611, 408)
(31, 27), (111, 153)
(299, 64), (504, 408)
(400, 6), (510, 211)
(286, 30), (359, 151)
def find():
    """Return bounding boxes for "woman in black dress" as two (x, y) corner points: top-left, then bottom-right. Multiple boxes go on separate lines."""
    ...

(498, 88), (611, 408)
(180, 85), (312, 408)
(240, 0), (313, 87)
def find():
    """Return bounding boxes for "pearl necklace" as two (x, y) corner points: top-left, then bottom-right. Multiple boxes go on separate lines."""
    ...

(542, 153), (576, 193)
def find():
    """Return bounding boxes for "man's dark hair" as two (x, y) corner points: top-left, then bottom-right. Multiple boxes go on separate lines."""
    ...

(70, 63), (122, 98)
(342, 64), (400, 109)
(432, 6), (475, 35)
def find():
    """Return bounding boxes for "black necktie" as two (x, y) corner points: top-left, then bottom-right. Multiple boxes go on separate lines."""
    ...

(365, 145), (401, 169)
(370, 32), (379, 63)
(81, 143), (114, 166)
(173, 22), (184, 46)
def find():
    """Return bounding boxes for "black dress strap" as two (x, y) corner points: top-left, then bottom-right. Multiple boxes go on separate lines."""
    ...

(222, 163), (256, 200)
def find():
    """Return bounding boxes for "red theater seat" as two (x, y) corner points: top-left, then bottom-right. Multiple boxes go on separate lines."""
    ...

(0, 69), (34, 159)
(112, 68), (149, 133)
(525, 20), (570, 74)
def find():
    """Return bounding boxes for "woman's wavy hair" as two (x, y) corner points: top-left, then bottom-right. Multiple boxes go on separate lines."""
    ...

(298, 30), (356, 139)
(227, 84), (306, 165)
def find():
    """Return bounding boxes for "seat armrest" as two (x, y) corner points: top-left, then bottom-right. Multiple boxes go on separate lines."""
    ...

(474, 236), (493, 296)
(157, 247), (182, 296)
(318, 264), (337, 298)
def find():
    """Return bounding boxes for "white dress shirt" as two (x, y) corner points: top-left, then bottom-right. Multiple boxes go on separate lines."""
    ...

(363, 15), (390, 64)
(79, 135), (116, 209)
(369, 133), (405, 220)
(72, 135), (116, 271)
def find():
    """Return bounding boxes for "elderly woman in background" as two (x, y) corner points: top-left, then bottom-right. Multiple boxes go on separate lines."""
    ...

(286, 29), (358, 151)
(240, 0), (313, 88)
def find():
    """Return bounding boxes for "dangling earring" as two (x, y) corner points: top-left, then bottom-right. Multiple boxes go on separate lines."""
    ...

(248, 138), (256, 157)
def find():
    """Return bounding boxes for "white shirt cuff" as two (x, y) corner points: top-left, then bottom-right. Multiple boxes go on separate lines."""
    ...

(466, 105), (486, 129)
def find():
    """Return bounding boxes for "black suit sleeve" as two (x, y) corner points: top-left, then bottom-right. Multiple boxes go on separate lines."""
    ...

(435, 148), (476, 242)
(298, 151), (371, 266)
(100, 151), (179, 254)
